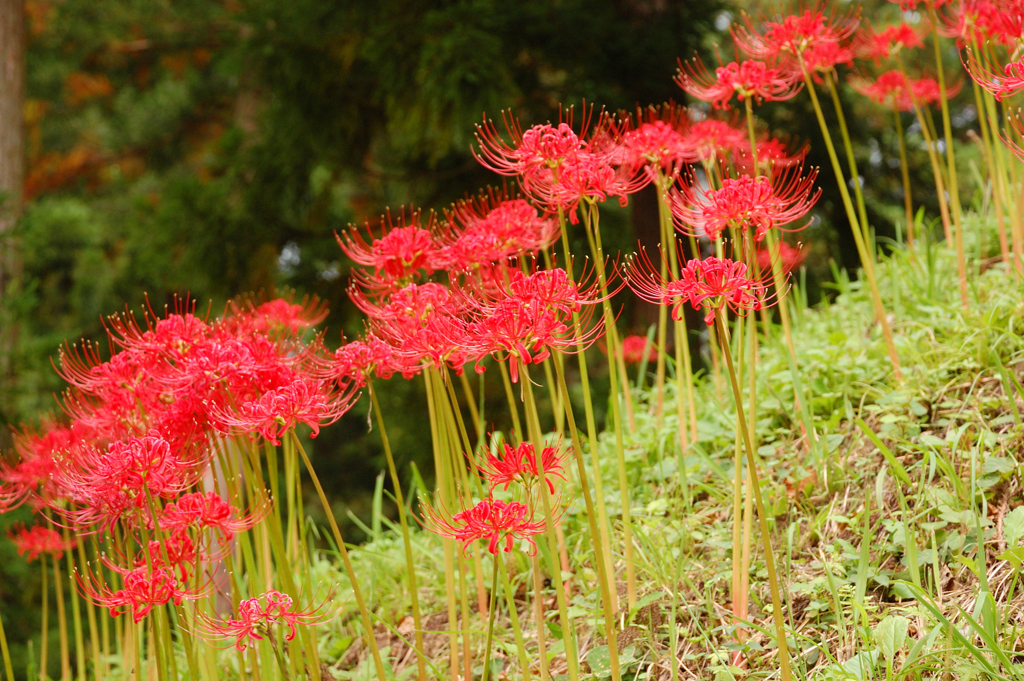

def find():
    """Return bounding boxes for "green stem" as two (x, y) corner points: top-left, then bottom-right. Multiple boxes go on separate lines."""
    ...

(369, 381), (428, 681)
(552, 358), (621, 681)
(40, 555), (48, 681)
(581, 203), (636, 610)
(802, 67), (902, 379)
(292, 433), (388, 681)
(715, 315), (791, 681)
(520, 364), (581, 681)
(482, 563), (499, 681)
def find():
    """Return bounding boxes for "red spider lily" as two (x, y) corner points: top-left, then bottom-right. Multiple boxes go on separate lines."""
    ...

(474, 108), (601, 179)
(135, 531), (198, 581)
(474, 109), (649, 221)
(330, 335), (396, 387)
(58, 434), (204, 534)
(854, 22), (925, 63)
(676, 57), (802, 109)
(226, 296), (329, 337)
(937, 0), (1023, 46)
(609, 103), (696, 174)
(480, 441), (568, 494)
(0, 420), (93, 510)
(964, 49), (1024, 100)
(682, 118), (747, 166)
(336, 210), (446, 288)
(801, 41), (855, 77)
(758, 241), (808, 274)
(733, 3), (860, 75)
(849, 70), (915, 109)
(421, 497), (549, 556)
(191, 590), (336, 651)
(619, 335), (659, 364)
(736, 135), (810, 175)
(908, 76), (962, 104)
(353, 282), (473, 378)
(457, 266), (607, 382)
(161, 491), (270, 542)
(438, 192), (559, 268)
(624, 250), (770, 326)
(79, 560), (206, 623)
(671, 166), (820, 242)
(997, 111), (1024, 162)
(216, 375), (357, 445)
(9, 524), (75, 561)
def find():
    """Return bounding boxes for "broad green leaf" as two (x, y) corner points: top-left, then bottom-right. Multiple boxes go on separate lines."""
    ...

(1005, 507), (1024, 548)
(875, 615), (909, 662)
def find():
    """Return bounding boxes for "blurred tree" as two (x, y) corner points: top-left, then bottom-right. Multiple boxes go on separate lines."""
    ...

(0, 0), (25, 447)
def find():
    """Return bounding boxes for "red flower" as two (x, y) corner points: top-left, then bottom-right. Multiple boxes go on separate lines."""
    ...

(474, 110), (650, 221)
(619, 335), (658, 364)
(736, 135), (810, 175)
(681, 119), (747, 166)
(230, 297), (329, 337)
(850, 70), (914, 109)
(758, 241), (808, 273)
(80, 561), (204, 623)
(610, 104), (696, 173)
(354, 282), (473, 378)
(192, 590), (336, 651)
(218, 375), (355, 445)
(421, 498), (548, 556)
(59, 434), (201, 534)
(671, 166), (820, 242)
(9, 524), (75, 561)
(459, 267), (605, 383)
(937, 0), (1022, 46)
(337, 210), (445, 288)
(331, 335), (395, 388)
(676, 57), (802, 109)
(733, 4), (859, 75)
(964, 50), (1024, 101)
(854, 22), (925, 63)
(480, 442), (567, 494)
(625, 251), (769, 325)
(439, 193), (559, 268)
(161, 491), (268, 542)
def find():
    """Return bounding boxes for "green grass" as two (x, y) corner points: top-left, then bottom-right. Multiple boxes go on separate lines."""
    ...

(312, 222), (1024, 681)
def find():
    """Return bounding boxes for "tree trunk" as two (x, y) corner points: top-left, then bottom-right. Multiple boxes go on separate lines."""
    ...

(0, 0), (23, 435)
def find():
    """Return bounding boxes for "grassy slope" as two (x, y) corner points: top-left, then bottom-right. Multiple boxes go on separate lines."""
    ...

(320, 225), (1024, 681)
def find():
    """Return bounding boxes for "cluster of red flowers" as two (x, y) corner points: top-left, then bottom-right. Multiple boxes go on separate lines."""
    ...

(1, 298), (350, 623)
(193, 590), (335, 651)
(423, 440), (566, 556)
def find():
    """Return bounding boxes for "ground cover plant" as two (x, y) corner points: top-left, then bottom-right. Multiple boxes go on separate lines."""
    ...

(3, 0), (1024, 679)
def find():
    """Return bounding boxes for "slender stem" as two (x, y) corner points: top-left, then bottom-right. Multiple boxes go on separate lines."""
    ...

(893, 107), (915, 248)
(582, 203), (637, 610)
(496, 554), (533, 680)
(520, 365), (581, 681)
(802, 67), (902, 379)
(928, 3), (969, 306)
(482, 564), (500, 681)
(532, 554), (550, 681)
(40, 555), (49, 681)
(555, 211), (618, 614)
(52, 548), (70, 681)
(714, 315), (792, 681)
(552, 357), (621, 681)
(0, 598), (11, 681)
(369, 381), (428, 681)
(292, 433), (388, 681)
